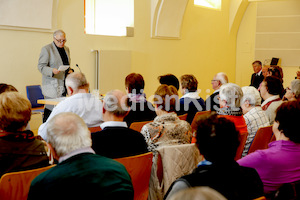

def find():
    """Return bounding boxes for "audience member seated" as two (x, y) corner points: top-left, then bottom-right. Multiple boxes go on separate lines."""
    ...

(0, 92), (49, 177)
(158, 74), (180, 90)
(141, 85), (192, 152)
(92, 90), (148, 159)
(267, 65), (283, 83)
(262, 65), (270, 78)
(0, 83), (18, 93)
(28, 112), (133, 200)
(0, 84), (32, 131)
(283, 79), (300, 101)
(164, 113), (264, 200)
(168, 187), (227, 200)
(179, 74), (205, 123)
(124, 73), (156, 126)
(38, 72), (103, 141)
(238, 101), (300, 195)
(217, 83), (247, 134)
(241, 86), (270, 157)
(250, 60), (264, 89)
(205, 72), (228, 112)
(260, 76), (284, 124)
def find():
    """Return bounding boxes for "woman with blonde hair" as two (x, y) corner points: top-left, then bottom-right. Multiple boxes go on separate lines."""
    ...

(0, 92), (49, 177)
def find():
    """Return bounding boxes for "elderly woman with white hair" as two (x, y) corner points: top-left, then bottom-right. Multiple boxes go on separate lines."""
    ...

(217, 83), (248, 135)
(241, 86), (270, 157)
(284, 79), (300, 101)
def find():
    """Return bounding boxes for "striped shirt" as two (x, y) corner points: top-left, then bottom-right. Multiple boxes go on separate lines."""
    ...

(242, 107), (270, 157)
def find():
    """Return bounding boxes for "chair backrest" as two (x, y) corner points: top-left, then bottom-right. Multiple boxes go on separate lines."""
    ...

(26, 85), (44, 108)
(88, 126), (102, 133)
(129, 120), (153, 132)
(247, 125), (273, 154)
(151, 144), (204, 198)
(191, 111), (211, 133)
(190, 111), (211, 143)
(234, 132), (248, 160)
(0, 165), (54, 200)
(115, 152), (153, 200)
(177, 113), (188, 121)
(253, 196), (267, 200)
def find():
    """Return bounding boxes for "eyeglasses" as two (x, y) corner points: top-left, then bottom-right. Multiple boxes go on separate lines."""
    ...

(54, 37), (67, 43)
(211, 80), (219, 82)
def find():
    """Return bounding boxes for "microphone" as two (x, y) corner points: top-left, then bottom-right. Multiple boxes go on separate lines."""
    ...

(76, 64), (82, 72)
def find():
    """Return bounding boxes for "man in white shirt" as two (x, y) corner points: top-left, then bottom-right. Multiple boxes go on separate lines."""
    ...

(38, 72), (103, 141)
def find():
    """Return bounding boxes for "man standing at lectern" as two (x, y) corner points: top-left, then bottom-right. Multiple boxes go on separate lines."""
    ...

(250, 60), (264, 89)
(38, 30), (72, 122)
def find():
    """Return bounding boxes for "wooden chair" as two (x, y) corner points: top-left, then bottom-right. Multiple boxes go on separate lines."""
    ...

(234, 132), (248, 160)
(190, 111), (211, 143)
(247, 125), (273, 154)
(0, 165), (54, 200)
(148, 144), (203, 200)
(115, 152), (153, 200)
(270, 133), (276, 143)
(88, 126), (102, 133)
(253, 196), (266, 200)
(178, 113), (188, 121)
(129, 120), (153, 132)
(191, 111), (211, 133)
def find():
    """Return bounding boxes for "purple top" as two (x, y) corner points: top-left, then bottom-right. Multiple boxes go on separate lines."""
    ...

(237, 140), (300, 194)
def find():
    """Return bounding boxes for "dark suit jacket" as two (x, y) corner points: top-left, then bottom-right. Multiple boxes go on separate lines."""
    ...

(179, 97), (206, 124)
(205, 91), (220, 112)
(91, 127), (148, 159)
(250, 73), (264, 89)
(124, 101), (156, 127)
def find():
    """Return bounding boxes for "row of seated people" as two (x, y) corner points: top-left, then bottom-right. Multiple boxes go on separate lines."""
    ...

(0, 71), (300, 198)
(1, 88), (299, 199)
(38, 71), (299, 156)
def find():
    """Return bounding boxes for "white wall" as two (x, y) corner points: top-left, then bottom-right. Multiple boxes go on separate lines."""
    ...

(236, 0), (300, 88)
(236, 2), (257, 87)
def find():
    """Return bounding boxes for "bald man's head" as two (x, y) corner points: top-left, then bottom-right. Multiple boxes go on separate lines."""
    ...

(47, 112), (91, 157)
(103, 90), (130, 117)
